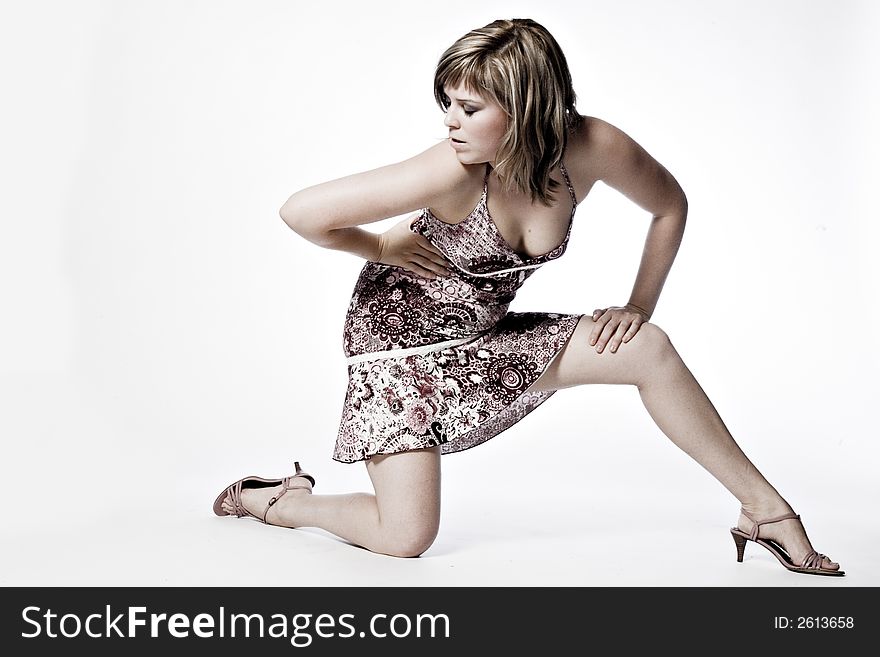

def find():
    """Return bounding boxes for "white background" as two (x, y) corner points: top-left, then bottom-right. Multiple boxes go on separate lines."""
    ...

(1, 0), (877, 586)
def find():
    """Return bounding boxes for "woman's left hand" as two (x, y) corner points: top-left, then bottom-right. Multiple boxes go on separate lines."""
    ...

(589, 304), (650, 353)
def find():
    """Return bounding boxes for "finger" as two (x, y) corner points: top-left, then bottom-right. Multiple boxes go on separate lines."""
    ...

(416, 235), (450, 260)
(411, 252), (451, 276)
(408, 263), (441, 279)
(589, 310), (606, 345)
(608, 321), (630, 353)
(622, 317), (644, 343)
(418, 248), (453, 272)
(594, 320), (619, 353)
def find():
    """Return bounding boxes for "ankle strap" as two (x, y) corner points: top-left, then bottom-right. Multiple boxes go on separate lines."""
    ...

(262, 475), (313, 523)
(740, 507), (800, 541)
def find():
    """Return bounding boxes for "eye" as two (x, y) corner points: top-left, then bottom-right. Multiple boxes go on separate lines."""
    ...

(463, 107), (476, 117)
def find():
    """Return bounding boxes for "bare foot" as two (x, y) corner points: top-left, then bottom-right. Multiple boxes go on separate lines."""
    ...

(737, 502), (840, 571)
(220, 475), (313, 526)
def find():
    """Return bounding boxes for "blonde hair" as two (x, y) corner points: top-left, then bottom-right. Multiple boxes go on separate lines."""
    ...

(434, 18), (582, 206)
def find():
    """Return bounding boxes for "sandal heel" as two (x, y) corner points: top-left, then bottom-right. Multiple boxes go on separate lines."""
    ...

(293, 461), (316, 487)
(731, 530), (747, 562)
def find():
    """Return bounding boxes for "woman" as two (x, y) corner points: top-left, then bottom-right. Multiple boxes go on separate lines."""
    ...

(213, 18), (843, 575)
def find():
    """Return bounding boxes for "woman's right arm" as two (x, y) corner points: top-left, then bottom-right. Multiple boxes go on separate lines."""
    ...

(279, 141), (464, 263)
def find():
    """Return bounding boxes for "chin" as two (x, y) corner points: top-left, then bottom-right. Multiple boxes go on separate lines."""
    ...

(454, 152), (487, 165)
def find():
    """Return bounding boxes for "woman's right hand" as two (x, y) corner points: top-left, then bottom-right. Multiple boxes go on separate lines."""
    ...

(375, 214), (453, 279)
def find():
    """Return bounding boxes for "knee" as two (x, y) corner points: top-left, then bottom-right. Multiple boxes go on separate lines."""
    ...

(632, 321), (676, 363)
(382, 523), (439, 558)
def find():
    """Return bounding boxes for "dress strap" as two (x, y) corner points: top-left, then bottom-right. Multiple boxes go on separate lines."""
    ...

(559, 160), (578, 208)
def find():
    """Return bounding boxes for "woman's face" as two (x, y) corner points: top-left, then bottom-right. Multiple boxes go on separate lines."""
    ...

(442, 82), (508, 166)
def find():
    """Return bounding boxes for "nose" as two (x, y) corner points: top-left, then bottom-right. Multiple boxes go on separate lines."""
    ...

(443, 110), (459, 129)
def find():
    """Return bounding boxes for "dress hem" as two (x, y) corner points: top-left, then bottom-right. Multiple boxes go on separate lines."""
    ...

(332, 312), (586, 464)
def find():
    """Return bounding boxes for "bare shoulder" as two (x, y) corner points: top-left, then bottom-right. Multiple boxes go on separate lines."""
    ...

(410, 140), (483, 204)
(564, 115), (633, 182)
(566, 115), (687, 214)
(418, 142), (487, 221)
(372, 141), (487, 220)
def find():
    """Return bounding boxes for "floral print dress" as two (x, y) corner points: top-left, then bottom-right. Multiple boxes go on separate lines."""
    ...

(333, 161), (584, 463)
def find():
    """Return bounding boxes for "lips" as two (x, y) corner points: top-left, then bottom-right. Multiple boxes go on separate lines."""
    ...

(450, 137), (465, 143)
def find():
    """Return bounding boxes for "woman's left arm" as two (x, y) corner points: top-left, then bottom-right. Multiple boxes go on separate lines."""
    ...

(575, 117), (688, 351)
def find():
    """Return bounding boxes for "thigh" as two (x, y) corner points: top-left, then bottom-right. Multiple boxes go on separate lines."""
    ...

(365, 446), (441, 533)
(527, 314), (673, 392)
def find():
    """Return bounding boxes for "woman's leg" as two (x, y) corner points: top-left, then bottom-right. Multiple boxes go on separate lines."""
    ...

(527, 315), (840, 570)
(220, 447), (441, 558)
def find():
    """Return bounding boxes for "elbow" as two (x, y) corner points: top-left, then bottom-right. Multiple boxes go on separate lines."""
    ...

(678, 192), (688, 216)
(279, 195), (315, 238)
(664, 192), (688, 221)
(279, 195), (333, 245)
(279, 197), (302, 231)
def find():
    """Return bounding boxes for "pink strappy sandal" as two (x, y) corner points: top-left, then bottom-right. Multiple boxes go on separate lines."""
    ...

(212, 461), (316, 524)
(729, 507), (844, 576)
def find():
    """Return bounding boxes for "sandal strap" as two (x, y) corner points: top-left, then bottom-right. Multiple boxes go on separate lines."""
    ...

(799, 550), (828, 570)
(227, 481), (250, 518)
(261, 475), (313, 523)
(740, 507), (801, 541)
